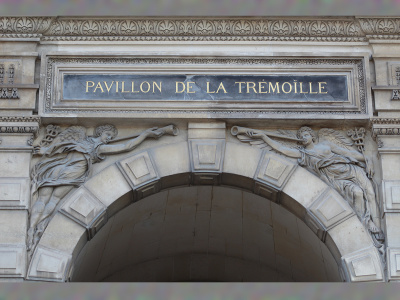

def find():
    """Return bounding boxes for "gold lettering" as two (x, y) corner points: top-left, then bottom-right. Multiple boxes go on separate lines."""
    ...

(246, 82), (257, 93)
(299, 82), (308, 94)
(235, 82), (245, 93)
(207, 82), (215, 93)
(86, 81), (94, 93)
(282, 82), (292, 94)
(121, 81), (129, 93)
(318, 82), (328, 94)
(116, 81), (119, 92)
(153, 82), (162, 93)
(258, 82), (267, 94)
(294, 80), (298, 94)
(309, 82), (318, 94)
(269, 82), (280, 94)
(187, 82), (195, 94)
(216, 82), (227, 94)
(93, 82), (104, 93)
(131, 81), (139, 93)
(140, 81), (151, 93)
(176, 82), (185, 93)
(104, 81), (114, 93)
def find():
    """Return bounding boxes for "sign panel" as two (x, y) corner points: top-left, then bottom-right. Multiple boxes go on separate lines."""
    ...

(43, 56), (367, 118)
(63, 74), (348, 102)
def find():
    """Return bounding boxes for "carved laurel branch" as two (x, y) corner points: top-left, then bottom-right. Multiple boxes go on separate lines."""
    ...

(1, 17), (400, 40)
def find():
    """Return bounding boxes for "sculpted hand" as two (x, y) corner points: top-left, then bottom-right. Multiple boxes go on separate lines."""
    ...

(145, 127), (164, 139)
(246, 131), (265, 139)
(33, 146), (45, 155)
(365, 156), (374, 178)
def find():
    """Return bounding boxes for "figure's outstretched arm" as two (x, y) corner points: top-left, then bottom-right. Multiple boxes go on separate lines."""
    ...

(97, 127), (164, 155)
(247, 131), (301, 158)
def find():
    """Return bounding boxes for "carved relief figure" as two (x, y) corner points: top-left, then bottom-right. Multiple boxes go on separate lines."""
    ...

(232, 126), (384, 249)
(28, 124), (178, 251)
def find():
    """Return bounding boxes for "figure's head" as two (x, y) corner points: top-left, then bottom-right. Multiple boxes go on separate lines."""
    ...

(94, 124), (118, 143)
(297, 126), (317, 145)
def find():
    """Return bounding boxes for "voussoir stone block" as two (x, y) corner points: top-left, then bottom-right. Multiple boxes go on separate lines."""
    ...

(341, 247), (384, 282)
(222, 142), (262, 179)
(325, 215), (374, 259)
(150, 142), (190, 178)
(60, 186), (107, 229)
(27, 246), (71, 282)
(38, 213), (86, 258)
(189, 139), (225, 173)
(308, 188), (354, 231)
(118, 150), (159, 189)
(255, 152), (296, 190)
(84, 164), (132, 207)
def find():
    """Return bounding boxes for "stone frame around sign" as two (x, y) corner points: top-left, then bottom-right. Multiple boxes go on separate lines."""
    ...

(39, 54), (370, 119)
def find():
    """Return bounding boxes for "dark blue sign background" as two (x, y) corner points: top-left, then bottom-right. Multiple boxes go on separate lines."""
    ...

(63, 74), (348, 102)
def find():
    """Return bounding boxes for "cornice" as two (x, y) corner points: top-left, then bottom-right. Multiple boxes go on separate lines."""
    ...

(0, 16), (399, 41)
(0, 116), (41, 135)
(371, 118), (400, 125)
(0, 116), (41, 123)
(370, 118), (400, 138)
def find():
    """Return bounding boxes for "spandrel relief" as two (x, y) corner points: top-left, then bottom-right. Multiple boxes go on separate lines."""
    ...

(28, 124), (179, 253)
(232, 125), (384, 252)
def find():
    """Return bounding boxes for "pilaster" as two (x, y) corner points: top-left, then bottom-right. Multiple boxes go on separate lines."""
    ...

(372, 118), (400, 281)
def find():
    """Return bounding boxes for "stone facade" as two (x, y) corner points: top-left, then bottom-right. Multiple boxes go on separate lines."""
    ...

(1, 16), (400, 282)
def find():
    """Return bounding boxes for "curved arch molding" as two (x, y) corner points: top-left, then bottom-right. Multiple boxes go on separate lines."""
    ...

(26, 140), (384, 282)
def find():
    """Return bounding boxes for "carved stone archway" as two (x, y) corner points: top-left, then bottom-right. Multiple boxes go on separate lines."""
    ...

(25, 140), (384, 282)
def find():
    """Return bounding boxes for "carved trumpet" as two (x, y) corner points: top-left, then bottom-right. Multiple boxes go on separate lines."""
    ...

(109, 124), (179, 143)
(231, 126), (303, 142)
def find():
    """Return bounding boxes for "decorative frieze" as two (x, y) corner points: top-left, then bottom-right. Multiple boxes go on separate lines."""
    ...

(371, 118), (400, 139)
(0, 116), (40, 144)
(392, 90), (400, 100)
(0, 87), (19, 99)
(0, 17), (52, 35)
(1, 17), (400, 41)
(0, 116), (40, 123)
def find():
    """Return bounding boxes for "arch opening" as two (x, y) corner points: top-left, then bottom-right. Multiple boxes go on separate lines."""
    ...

(69, 186), (342, 282)
(27, 141), (384, 282)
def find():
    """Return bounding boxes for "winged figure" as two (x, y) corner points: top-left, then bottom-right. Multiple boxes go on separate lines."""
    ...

(232, 125), (384, 249)
(28, 124), (178, 252)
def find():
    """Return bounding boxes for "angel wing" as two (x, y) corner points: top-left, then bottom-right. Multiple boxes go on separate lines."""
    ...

(318, 128), (354, 151)
(53, 126), (87, 144)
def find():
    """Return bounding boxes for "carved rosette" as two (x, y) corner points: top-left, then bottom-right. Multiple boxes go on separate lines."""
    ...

(0, 17), (400, 41)
(0, 17), (53, 37)
(358, 18), (400, 38)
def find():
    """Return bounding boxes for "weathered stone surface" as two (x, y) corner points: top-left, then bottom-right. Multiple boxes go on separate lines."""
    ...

(2, 16), (400, 282)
